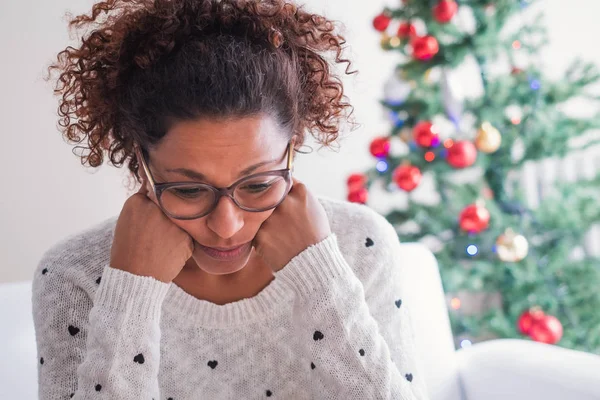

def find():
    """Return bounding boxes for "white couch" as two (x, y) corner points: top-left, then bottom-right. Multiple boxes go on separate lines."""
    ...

(2, 243), (599, 399)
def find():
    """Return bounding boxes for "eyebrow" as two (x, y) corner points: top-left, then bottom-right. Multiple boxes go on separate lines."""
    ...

(164, 158), (280, 181)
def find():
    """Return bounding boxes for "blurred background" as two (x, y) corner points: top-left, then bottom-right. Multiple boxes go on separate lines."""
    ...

(2, 0), (600, 398)
(0, 0), (596, 279)
(1, 0), (600, 349)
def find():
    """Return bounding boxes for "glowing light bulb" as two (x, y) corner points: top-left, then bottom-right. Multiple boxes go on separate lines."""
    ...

(451, 298), (461, 310)
(376, 160), (389, 172)
(466, 244), (478, 256)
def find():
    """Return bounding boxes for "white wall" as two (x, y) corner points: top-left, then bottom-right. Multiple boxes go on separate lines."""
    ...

(1, 0), (599, 283)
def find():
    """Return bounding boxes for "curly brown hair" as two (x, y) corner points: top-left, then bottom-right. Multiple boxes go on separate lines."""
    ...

(47, 0), (358, 185)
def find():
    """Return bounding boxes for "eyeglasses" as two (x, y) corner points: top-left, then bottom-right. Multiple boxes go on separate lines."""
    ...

(134, 139), (296, 220)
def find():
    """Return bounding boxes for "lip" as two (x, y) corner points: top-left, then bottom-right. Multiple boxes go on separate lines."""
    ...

(207, 244), (246, 251)
(197, 241), (252, 261)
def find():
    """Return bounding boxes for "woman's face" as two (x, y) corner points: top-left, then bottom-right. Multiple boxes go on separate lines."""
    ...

(140, 113), (292, 276)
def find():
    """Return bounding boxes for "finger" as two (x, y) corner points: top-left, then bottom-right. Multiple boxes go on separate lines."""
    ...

(250, 236), (261, 255)
(137, 176), (149, 195)
(290, 177), (306, 194)
(290, 177), (301, 191)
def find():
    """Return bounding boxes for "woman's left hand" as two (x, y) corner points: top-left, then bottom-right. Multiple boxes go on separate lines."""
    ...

(252, 177), (331, 272)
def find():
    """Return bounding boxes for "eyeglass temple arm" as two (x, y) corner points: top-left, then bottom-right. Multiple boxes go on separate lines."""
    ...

(287, 137), (296, 170)
(134, 143), (156, 188)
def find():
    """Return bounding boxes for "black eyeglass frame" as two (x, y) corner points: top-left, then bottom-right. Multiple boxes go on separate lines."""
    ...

(133, 139), (296, 220)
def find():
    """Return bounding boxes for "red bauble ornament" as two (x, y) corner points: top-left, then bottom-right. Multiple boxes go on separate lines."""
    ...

(413, 121), (439, 147)
(447, 141), (477, 168)
(433, 0), (458, 23)
(347, 173), (367, 192)
(369, 136), (391, 158)
(459, 203), (490, 233)
(373, 13), (392, 32)
(517, 308), (546, 335)
(348, 187), (368, 204)
(393, 165), (422, 192)
(529, 315), (563, 345)
(411, 35), (440, 61)
(397, 22), (417, 38)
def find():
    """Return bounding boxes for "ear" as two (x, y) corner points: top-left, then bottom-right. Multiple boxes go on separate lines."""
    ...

(291, 134), (300, 148)
(134, 143), (152, 193)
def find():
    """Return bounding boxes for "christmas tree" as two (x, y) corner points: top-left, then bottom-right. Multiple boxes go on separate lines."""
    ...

(350, 0), (600, 354)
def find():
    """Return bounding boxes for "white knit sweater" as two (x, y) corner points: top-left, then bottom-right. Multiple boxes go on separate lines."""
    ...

(32, 195), (429, 400)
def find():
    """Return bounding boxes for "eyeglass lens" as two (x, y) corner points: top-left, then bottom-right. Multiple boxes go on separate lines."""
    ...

(159, 172), (290, 218)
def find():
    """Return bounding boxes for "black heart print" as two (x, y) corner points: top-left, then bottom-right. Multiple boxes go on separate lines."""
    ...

(266, 390), (272, 397)
(207, 360), (218, 369)
(42, 268), (48, 275)
(405, 373), (413, 382)
(310, 362), (316, 370)
(395, 299), (402, 308)
(359, 349), (365, 356)
(95, 384), (102, 391)
(313, 330), (324, 341)
(365, 238), (374, 247)
(96, 276), (101, 284)
(133, 353), (145, 364)
(68, 325), (80, 336)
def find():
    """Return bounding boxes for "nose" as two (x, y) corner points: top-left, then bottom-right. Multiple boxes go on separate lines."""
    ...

(205, 195), (244, 240)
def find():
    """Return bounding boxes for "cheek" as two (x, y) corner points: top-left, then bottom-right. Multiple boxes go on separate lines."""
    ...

(168, 217), (189, 234)
(248, 209), (275, 231)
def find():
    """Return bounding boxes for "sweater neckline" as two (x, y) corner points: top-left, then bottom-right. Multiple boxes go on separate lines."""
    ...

(162, 272), (295, 329)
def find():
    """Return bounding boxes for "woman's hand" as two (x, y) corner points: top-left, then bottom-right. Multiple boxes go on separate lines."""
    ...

(252, 177), (331, 272)
(110, 173), (195, 283)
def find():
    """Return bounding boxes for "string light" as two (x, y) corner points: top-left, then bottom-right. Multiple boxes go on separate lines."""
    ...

(389, 111), (406, 128)
(512, 40), (521, 49)
(424, 151), (435, 162)
(511, 116), (522, 125)
(530, 79), (541, 91)
(451, 298), (461, 310)
(444, 139), (454, 148)
(376, 160), (389, 172)
(466, 244), (479, 256)
(460, 339), (473, 348)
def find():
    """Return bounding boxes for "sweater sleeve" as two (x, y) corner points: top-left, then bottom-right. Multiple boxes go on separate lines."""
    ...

(32, 257), (171, 400)
(273, 229), (429, 400)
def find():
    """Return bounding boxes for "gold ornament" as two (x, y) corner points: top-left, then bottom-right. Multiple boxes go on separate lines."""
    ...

(496, 228), (529, 262)
(380, 34), (402, 50)
(424, 68), (434, 83)
(475, 122), (502, 153)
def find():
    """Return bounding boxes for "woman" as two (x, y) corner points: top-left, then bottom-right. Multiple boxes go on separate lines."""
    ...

(32, 0), (428, 398)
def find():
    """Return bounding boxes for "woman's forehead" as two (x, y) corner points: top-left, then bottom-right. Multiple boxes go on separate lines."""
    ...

(160, 114), (283, 153)
(147, 116), (289, 184)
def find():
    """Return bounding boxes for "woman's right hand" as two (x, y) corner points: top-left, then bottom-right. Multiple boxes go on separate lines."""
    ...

(110, 172), (195, 284)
